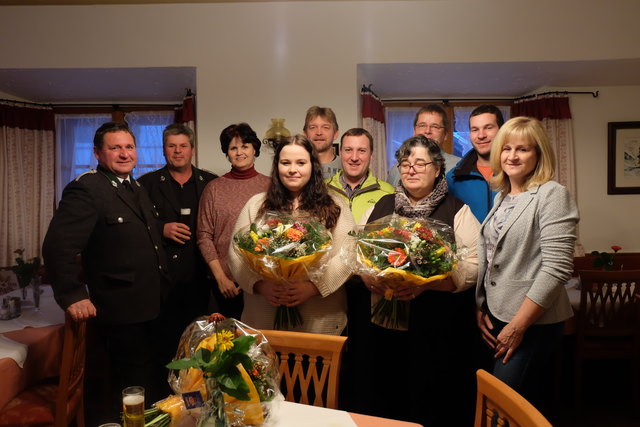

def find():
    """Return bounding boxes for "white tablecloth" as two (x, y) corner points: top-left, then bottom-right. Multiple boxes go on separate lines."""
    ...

(0, 286), (65, 334)
(271, 401), (357, 427)
(0, 335), (27, 368)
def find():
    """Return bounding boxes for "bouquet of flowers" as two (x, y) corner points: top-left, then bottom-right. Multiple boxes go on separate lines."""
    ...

(144, 314), (282, 427)
(232, 212), (332, 329)
(351, 214), (458, 330)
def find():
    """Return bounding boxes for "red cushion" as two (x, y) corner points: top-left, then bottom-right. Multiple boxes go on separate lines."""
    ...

(0, 384), (57, 426)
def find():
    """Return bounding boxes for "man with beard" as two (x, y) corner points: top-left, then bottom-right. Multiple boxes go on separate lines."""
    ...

(303, 105), (342, 179)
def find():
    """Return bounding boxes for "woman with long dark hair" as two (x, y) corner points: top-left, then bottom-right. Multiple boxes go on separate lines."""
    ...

(228, 134), (354, 334)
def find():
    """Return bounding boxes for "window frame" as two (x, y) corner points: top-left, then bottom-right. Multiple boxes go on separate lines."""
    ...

(383, 100), (513, 159)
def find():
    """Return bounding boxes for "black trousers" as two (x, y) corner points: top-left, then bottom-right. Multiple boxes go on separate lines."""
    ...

(96, 318), (173, 418)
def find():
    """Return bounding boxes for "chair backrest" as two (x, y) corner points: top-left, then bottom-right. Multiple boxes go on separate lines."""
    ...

(474, 369), (552, 427)
(577, 270), (640, 336)
(54, 313), (87, 427)
(260, 329), (347, 409)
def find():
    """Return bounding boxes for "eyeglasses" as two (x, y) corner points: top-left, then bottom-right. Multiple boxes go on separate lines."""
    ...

(398, 161), (433, 173)
(415, 123), (445, 131)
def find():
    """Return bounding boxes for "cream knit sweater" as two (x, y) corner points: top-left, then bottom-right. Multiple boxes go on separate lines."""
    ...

(228, 193), (355, 335)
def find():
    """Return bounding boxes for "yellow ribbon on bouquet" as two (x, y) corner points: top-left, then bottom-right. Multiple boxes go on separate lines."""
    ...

(360, 254), (454, 289)
(238, 247), (328, 282)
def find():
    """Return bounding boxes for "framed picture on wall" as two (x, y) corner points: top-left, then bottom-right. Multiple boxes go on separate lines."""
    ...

(607, 121), (640, 194)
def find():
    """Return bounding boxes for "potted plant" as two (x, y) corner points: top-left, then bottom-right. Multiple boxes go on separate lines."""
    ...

(11, 249), (41, 300)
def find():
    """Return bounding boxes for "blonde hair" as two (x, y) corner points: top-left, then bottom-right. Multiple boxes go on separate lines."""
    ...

(489, 116), (556, 194)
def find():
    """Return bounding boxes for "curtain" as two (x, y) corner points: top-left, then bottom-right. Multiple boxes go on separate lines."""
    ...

(361, 86), (387, 179)
(512, 96), (583, 255)
(512, 96), (575, 197)
(0, 103), (55, 266)
(55, 114), (111, 204)
(175, 92), (196, 134)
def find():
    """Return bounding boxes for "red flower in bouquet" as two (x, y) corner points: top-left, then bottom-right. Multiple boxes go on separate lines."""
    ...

(233, 212), (332, 329)
(352, 214), (458, 330)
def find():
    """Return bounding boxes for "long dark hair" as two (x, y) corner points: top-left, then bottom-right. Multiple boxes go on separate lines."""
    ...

(259, 134), (341, 229)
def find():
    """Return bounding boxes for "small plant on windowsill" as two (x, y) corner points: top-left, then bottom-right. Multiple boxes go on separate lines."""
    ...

(591, 245), (622, 271)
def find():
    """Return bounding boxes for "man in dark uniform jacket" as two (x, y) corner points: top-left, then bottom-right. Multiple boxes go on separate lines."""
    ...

(138, 124), (217, 350)
(43, 122), (173, 414)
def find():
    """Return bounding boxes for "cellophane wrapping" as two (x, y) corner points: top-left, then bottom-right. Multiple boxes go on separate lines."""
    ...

(350, 214), (459, 330)
(232, 211), (332, 329)
(159, 316), (283, 426)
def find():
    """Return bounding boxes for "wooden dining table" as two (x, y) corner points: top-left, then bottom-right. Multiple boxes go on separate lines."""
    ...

(0, 286), (65, 409)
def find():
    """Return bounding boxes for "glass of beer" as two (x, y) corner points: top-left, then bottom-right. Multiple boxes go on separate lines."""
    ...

(180, 208), (191, 225)
(122, 386), (145, 427)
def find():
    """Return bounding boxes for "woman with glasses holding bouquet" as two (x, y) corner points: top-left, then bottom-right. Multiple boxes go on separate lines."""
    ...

(350, 135), (480, 426)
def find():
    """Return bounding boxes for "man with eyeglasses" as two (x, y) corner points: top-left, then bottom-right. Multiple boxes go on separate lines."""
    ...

(303, 105), (343, 179)
(387, 104), (461, 187)
(326, 128), (394, 223)
(446, 104), (505, 222)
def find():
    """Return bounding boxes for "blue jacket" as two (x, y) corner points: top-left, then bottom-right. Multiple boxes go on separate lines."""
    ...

(446, 150), (496, 222)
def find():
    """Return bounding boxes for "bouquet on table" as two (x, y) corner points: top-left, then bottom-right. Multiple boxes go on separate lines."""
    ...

(144, 314), (282, 427)
(232, 211), (332, 329)
(351, 214), (458, 330)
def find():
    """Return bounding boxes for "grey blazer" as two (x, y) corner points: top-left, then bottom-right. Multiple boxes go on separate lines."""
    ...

(476, 181), (579, 325)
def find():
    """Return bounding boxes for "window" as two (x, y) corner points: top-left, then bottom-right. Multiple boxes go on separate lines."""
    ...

(451, 105), (511, 158)
(384, 102), (512, 171)
(54, 109), (174, 205)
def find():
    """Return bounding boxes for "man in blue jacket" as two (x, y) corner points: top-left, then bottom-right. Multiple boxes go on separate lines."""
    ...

(446, 105), (504, 222)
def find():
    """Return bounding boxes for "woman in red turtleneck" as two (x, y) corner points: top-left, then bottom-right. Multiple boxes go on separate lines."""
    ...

(197, 123), (271, 318)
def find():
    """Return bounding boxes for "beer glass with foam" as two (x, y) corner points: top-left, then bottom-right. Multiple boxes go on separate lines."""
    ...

(122, 386), (145, 427)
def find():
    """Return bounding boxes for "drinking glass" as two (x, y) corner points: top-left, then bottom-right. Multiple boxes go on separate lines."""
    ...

(122, 386), (145, 427)
(32, 276), (41, 312)
(180, 208), (191, 225)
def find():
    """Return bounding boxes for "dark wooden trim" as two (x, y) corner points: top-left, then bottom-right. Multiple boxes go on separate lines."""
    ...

(607, 121), (640, 195)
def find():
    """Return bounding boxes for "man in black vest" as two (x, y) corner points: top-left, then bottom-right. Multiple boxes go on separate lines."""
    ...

(43, 121), (173, 414)
(139, 124), (217, 348)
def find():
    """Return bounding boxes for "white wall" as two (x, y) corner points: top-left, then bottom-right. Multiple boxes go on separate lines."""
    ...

(564, 86), (640, 252)
(1, 0), (639, 250)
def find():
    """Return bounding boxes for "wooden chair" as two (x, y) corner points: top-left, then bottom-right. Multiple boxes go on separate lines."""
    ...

(474, 369), (552, 427)
(575, 270), (640, 408)
(0, 313), (87, 426)
(260, 329), (347, 409)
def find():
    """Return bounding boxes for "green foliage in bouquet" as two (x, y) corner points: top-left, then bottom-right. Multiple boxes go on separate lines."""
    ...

(354, 216), (456, 278)
(234, 217), (330, 259)
(167, 332), (256, 401)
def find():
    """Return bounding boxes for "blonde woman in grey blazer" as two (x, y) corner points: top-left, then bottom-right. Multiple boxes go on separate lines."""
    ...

(476, 117), (579, 409)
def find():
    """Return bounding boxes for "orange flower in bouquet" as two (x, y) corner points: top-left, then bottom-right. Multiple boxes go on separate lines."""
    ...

(352, 214), (458, 330)
(232, 212), (332, 329)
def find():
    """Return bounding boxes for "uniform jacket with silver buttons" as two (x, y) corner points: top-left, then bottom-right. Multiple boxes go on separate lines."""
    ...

(475, 180), (579, 325)
(43, 167), (171, 325)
